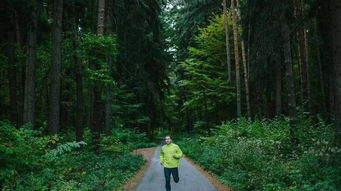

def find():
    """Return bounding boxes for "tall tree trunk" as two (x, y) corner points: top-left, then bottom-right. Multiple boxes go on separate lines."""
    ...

(282, 22), (296, 118)
(104, 84), (113, 135)
(15, 11), (21, 45)
(97, 0), (105, 36)
(15, 11), (24, 125)
(293, 0), (309, 109)
(91, 0), (106, 148)
(92, 86), (102, 146)
(48, 0), (63, 135)
(330, 0), (341, 137)
(236, 0), (251, 119)
(7, 22), (18, 124)
(241, 41), (251, 119)
(314, 19), (326, 112)
(282, 17), (297, 143)
(104, 56), (113, 135)
(275, 56), (282, 115)
(104, 1), (114, 135)
(70, 1), (84, 141)
(23, 13), (37, 125)
(231, 0), (241, 117)
(223, 0), (232, 82)
(304, 29), (311, 108)
(75, 51), (84, 141)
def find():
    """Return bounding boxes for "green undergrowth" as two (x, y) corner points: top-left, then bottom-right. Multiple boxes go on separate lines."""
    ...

(177, 117), (341, 191)
(0, 121), (155, 191)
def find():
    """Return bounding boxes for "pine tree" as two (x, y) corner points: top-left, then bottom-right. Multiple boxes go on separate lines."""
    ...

(48, 0), (63, 135)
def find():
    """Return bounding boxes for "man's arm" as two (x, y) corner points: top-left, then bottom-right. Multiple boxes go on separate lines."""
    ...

(174, 145), (183, 159)
(160, 147), (164, 164)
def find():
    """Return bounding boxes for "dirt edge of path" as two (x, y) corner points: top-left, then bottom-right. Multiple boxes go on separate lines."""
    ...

(124, 147), (157, 191)
(185, 156), (233, 191)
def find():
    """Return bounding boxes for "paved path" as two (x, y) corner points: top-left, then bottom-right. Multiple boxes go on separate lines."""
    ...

(135, 146), (217, 191)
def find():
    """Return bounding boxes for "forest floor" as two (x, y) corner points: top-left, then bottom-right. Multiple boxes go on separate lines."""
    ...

(124, 146), (232, 191)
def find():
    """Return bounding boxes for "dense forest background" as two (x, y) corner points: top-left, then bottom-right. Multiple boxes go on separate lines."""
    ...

(0, 0), (340, 190)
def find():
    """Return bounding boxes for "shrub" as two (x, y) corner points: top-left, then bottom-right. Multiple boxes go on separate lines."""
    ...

(178, 117), (341, 191)
(0, 121), (146, 191)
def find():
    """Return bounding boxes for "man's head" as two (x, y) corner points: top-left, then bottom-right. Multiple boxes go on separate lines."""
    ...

(165, 135), (172, 145)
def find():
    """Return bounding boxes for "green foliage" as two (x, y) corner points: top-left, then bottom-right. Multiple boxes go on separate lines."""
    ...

(109, 128), (157, 151)
(165, 0), (222, 59)
(109, 84), (153, 129)
(78, 33), (118, 87)
(8, 152), (144, 191)
(0, 122), (49, 185)
(45, 141), (87, 160)
(167, 14), (235, 130)
(0, 122), (146, 190)
(178, 117), (341, 191)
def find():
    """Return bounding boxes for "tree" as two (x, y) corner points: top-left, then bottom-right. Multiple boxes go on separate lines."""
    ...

(236, 0), (251, 119)
(330, 0), (341, 137)
(275, 55), (283, 115)
(104, 0), (115, 135)
(91, 0), (106, 148)
(283, 24), (296, 118)
(173, 15), (235, 131)
(69, 0), (85, 141)
(281, 1), (297, 142)
(48, 0), (63, 135)
(222, 0), (232, 81)
(230, 0), (241, 117)
(6, 14), (18, 124)
(23, 10), (37, 125)
(293, 0), (309, 109)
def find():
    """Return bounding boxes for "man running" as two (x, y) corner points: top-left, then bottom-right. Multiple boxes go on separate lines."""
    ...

(160, 135), (183, 191)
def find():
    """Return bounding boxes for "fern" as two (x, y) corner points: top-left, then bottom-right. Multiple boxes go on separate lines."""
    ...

(45, 141), (87, 160)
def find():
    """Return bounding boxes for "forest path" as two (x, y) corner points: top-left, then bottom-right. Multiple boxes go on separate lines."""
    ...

(134, 146), (218, 191)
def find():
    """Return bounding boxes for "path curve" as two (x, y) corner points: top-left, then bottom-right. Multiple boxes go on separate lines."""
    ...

(134, 146), (217, 191)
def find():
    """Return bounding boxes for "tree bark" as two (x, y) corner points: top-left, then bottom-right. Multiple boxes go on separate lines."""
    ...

(48, 0), (63, 135)
(15, 11), (24, 125)
(236, 0), (251, 119)
(330, 0), (341, 137)
(104, 1), (114, 135)
(92, 86), (102, 147)
(241, 40), (251, 119)
(23, 12), (37, 125)
(293, 0), (309, 109)
(75, 55), (84, 141)
(91, 0), (106, 148)
(275, 56), (282, 115)
(104, 55), (114, 136)
(282, 21), (296, 118)
(105, 88), (113, 135)
(282, 15), (297, 143)
(7, 23), (18, 124)
(231, 0), (241, 117)
(314, 19), (326, 112)
(223, 0), (232, 82)
(97, 0), (105, 36)
(69, 0), (84, 141)
(304, 29), (311, 108)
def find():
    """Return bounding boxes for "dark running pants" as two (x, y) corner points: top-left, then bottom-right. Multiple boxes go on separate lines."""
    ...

(164, 167), (179, 191)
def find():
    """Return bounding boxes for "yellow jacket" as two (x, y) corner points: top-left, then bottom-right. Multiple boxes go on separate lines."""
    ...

(160, 143), (183, 168)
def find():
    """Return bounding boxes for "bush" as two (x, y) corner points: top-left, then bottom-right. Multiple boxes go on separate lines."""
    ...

(178, 117), (341, 191)
(0, 122), (49, 186)
(110, 128), (157, 150)
(0, 121), (146, 191)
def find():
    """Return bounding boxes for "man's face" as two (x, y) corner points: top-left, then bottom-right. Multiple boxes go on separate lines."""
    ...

(165, 136), (172, 144)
